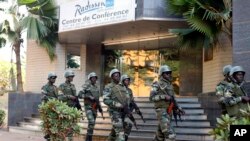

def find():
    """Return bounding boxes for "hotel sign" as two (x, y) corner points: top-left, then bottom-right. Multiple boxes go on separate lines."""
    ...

(59, 0), (136, 32)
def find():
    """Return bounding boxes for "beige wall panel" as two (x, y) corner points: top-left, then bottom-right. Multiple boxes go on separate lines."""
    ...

(203, 35), (232, 93)
(25, 40), (56, 92)
(25, 41), (87, 93)
(54, 44), (86, 93)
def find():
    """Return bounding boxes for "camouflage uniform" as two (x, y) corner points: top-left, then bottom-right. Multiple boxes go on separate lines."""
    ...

(121, 74), (135, 141)
(58, 81), (77, 107)
(150, 65), (181, 141)
(41, 83), (58, 101)
(215, 65), (232, 114)
(41, 72), (58, 141)
(58, 70), (77, 141)
(220, 66), (249, 118)
(103, 69), (130, 141)
(78, 72), (102, 141)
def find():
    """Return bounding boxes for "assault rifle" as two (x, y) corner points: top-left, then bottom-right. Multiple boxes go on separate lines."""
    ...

(167, 96), (185, 126)
(123, 103), (139, 130)
(92, 98), (105, 120)
(130, 101), (146, 123)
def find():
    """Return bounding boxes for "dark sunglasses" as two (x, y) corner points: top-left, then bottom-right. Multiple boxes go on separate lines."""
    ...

(50, 77), (57, 79)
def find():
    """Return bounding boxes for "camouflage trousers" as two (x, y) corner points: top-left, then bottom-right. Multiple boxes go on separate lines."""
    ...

(107, 110), (132, 141)
(153, 108), (175, 141)
(85, 108), (97, 136)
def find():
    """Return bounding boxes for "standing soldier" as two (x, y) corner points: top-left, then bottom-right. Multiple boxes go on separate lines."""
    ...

(41, 72), (58, 102)
(216, 65), (232, 115)
(121, 74), (144, 141)
(58, 70), (77, 141)
(103, 69), (130, 141)
(41, 72), (58, 141)
(78, 72), (103, 141)
(150, 65), (184, 141)
(220, 66), (250, 118)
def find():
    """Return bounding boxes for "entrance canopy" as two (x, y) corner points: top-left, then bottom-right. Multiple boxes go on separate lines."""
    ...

(59, 19), (187, 50)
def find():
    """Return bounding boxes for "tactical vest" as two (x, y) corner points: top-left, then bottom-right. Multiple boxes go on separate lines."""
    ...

(83, 82), (100, 106)
(60, 82), (77, 107)
(153, 79), (173, 108)
(226, 84), (249, 117)
(110, 83), (129, 106)
(42, 83), (58, 98)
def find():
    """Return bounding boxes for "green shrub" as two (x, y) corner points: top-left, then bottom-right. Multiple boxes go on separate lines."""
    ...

(210, 105), (250, 141)
(38, 99), (82, 141)
(0, 109), (5, 128)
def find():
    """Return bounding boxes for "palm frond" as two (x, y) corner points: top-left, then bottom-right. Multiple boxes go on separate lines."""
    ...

(21, 15), (50, 40)
(167, 0), (194, 15)
(185, 15), (214, 37)
(39, 34), (58, 61)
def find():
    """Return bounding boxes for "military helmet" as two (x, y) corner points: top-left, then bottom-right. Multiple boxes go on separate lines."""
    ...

(121, 74), (130, 82)
(88, 72), (98, 80)
(229, 66), (245, 76)
(158, 65), (171, 75)
(64, 70), (75, 78)
(109, 68), (120, 78)
(222, 65), (232, 76)
(47, 72), (57, 79)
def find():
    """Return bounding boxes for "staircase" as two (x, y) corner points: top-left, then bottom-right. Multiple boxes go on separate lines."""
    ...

(8, 97), (214, 141)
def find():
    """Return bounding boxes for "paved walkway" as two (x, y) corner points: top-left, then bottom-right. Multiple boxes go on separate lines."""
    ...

(0, 130), (84, 141)
(0, 130), (44, 141)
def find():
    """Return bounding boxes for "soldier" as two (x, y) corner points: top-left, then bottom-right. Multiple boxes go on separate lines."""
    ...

(41, 72), (58, 141)
(150, 65), (184, 141)
(103, 69), (130, 141)
(78, 72), (103, 141)
(216, 65), (232, 114)
(121, 74), (144, 141)
(220, 66), (250, 118)
(58, 70), (77, 141)
(41, 72), (58, 102)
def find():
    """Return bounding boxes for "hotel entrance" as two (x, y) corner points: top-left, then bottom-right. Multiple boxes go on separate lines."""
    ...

(103, 48), (180, 97)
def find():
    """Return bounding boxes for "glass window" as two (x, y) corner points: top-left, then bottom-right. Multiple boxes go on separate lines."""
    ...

(66, 46), (81, 70)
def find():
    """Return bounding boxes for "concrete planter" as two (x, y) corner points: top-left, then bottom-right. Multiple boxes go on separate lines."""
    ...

(8, 92), (42, 126)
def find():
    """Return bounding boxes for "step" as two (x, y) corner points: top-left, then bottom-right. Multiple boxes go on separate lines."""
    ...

(8, 126), (42, 135)
(21, 117), (211, 129)
(133, 97), (199, 103)
(24, 112), (207, 123)
(16, 121), (212, 136)
(85, 97), (199, 103)
(17, 119), (212, 132)
(9, 126), (213, 141)
(83, 103), (202, 109)
(84, 133), (213, 141)
(80, 126), (212, 135)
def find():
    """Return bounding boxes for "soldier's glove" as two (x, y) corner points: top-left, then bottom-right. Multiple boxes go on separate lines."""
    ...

(113, 101), (123, 108)
(241, 96), (250, 103)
